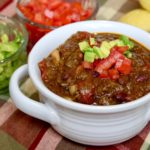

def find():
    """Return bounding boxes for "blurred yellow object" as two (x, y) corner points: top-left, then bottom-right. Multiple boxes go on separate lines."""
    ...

(139, 0), (150, 11)
(119, 9), (150, 31)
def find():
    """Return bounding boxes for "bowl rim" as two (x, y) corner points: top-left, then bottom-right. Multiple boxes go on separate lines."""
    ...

(28, 20), (150, 113)
(16, 0), (99, 30)
(0, 15), (28, 64)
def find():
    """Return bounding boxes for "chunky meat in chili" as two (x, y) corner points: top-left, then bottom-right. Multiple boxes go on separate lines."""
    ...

(39, 32), (150, 105)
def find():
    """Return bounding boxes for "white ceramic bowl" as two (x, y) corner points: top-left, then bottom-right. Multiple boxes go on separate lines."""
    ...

(9, 21), (150, 146)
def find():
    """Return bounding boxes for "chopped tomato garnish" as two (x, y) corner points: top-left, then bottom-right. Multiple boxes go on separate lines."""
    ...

(77, 82), (95, 104)
(95, 58), (114, 74)
(95, 50), (122, 74)
(115, 58), (124, 69)
(82, 61), (93, 69)
(93, 59), (100, 68)
(108, 69), (120, 80)
(38, 59), (48, 81)
(111, 50), (124, 60)
(117, 46), (129, 53)
(94, 49), (132, 79)
(111, 46), (129, 53)
(99, 70), (109, 78)
(115, 58), (132, 75)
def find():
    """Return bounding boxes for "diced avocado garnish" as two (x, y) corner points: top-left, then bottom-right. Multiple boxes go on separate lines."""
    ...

(120, 35), (134, 49)
(119, 35), (134, 58)
(79, 41), (90, 52)
(124, 50), (132, 58)
(90, 37), (96, 45)
(101, 41), (111, 50)
(93, 41), (113, 59)
(93, 45), (110, 59)
(110, 39), (124, 47)
(84, 51), (96, 63)
(99, 41), (111, 58)
(93, 46), (101, 58)
(79, 34), (134, 63)
(100, 49), (110, 59)
(127, 53), (132, 58)
(86, 47), (94, 52)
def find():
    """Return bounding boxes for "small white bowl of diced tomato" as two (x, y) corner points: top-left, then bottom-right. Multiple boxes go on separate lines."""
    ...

(16, 0), (99, 53)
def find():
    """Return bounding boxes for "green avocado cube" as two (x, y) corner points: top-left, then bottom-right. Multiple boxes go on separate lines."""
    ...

(93, 46), (101, 58)
(90, 37), (96, 45)
(79, 41), (90, 52)
(86, 47), (94, 52)
(120, 35), (134, 49)
(124, 50), (132, 58)
(110, 39), (124, 47)
(93, 41), (111, 59)
(84, 51), (96, 63)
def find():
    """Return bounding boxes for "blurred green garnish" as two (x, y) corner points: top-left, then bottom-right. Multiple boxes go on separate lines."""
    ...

(0, 31), (23, 61)
(0, 31), (26, 93)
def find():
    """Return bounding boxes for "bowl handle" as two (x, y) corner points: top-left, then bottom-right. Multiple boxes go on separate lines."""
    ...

(9, 64), (60, 126)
